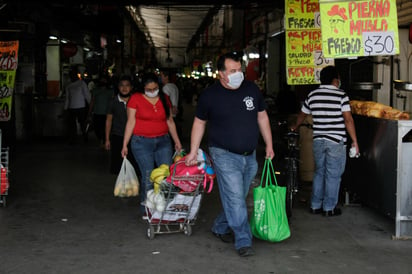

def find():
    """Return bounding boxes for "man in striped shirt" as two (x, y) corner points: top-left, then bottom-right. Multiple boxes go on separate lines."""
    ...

(292, 66), (359, 217)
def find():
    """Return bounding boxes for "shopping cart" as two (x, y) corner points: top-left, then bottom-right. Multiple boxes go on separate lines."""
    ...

(0, 147), (10, 207)
(145, 161), (206, 240)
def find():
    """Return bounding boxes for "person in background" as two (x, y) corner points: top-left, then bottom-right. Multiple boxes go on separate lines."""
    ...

(292, 65), (359, 217)
(184, 51), (275, 257)
(87, 75), (98, 92)
(160, 70), (183, 142)
(160, 70), (179, 118)
(64, 69), (92, 144)
(105, 75), (137, 175)
(90, 76), (114, 146)
(121, 72), (182, 216)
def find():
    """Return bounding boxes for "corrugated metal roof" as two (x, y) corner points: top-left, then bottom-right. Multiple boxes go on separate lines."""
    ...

(127, 5), (216, 67)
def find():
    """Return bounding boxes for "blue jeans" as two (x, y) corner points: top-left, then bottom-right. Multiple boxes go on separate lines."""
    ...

(311, 139), (346, 211)
(209, 147), (258, 250)
(130, 134), (173, 213)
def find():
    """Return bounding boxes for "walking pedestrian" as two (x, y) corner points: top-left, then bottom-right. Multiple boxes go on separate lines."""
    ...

(292, 65), (359, 217)
(159, 70), (179, 118)
(160, 69), (183, 143)
(64, 69), (91, 144)
(105, 75), (137, 175)
(121, 72), (182, 216)
(90, 76), (113, 146)
(184, 51), (275, 257)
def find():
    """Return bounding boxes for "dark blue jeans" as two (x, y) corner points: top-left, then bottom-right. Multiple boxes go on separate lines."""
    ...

(312, 139), (346, 211)
(130, 134), (173, 213)
(209, 147), (258, 250)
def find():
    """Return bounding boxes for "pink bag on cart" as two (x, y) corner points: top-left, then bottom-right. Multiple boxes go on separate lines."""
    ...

(166, 149), (215, 193)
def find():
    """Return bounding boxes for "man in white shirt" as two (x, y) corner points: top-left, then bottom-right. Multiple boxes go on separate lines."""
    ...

(64, 70), (92, 144)
(160, 71), (179, 117)
(160, 70), (182, 145)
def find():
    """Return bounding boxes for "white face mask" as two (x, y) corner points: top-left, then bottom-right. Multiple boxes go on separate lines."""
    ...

(226, 71), (244, 89)
(145, 89), (159, 98)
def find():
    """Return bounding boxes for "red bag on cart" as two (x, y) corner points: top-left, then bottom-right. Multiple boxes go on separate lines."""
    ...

(166, 149), (215, 193)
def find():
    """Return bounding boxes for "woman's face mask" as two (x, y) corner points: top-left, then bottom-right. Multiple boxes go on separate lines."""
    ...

(226, 71), (244, 89)
(145, 89), (159, 98)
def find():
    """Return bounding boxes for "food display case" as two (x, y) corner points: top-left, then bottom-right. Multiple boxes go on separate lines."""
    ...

(342, 115), (412, 238)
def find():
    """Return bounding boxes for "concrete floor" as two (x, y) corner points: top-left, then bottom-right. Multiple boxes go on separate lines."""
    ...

(1, 103), (412, 274)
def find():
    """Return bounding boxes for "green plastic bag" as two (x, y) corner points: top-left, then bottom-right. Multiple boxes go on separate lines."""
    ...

(250, 158), (290, 242)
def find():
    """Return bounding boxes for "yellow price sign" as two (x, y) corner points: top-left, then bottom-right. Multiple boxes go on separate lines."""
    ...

(320, 0), (399, 58)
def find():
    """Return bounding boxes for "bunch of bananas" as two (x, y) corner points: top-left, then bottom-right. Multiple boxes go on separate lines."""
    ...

(149, 164), (170, 193)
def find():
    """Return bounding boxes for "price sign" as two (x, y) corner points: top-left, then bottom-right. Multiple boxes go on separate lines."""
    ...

(363, 31), (395, 56)
(0, 69), (15, 121)
(314, 50), (334, 66)
(320, 0), (399, 58)
(285, 0), (334, 85)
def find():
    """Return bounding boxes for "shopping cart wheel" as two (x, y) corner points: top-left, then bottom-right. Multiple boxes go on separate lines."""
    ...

(147, 225), (155, 240)
(183, 224), (192, 236)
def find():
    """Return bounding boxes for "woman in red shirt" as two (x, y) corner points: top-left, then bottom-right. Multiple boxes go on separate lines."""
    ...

(121, 72), (182, 215)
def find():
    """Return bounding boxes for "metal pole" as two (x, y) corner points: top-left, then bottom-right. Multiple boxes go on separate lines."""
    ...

(390, 56), (394, 107)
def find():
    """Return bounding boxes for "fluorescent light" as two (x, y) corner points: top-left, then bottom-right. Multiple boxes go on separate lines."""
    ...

(248, 53), (260, 59)
(270, 30), (285, 37)
(49, 35), (58, 40)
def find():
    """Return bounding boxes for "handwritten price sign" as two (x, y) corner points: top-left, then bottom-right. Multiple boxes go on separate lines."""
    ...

(314, 50), (334, 66)
(320, 0), (399, 58)
(363, 31), (395, 56)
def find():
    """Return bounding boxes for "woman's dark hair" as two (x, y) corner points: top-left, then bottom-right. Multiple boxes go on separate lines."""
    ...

(142, 72), (170, 118)
(217, 51), (243, 71)
(320, 66), (339, 85)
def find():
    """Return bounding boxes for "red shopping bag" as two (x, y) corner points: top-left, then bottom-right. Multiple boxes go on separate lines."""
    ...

(166, 149), (215, 193)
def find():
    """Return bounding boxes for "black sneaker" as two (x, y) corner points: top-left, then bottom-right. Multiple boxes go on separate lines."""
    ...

(323, 207), (342, 217)
(212, 232), (234, 243)
(309, 208), (323, 214)
(238, 246), (255, 257)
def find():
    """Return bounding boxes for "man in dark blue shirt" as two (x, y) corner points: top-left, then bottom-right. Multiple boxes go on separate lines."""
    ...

(105, 75), (136, 175)
(185, 51), (274, 257)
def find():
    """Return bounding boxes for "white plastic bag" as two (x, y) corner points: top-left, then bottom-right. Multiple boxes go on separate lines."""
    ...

(149, 193), (202, 221)
(114, 158), (139, 197)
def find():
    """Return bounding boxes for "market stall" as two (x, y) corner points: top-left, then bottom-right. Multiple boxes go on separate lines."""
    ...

(343, 115), (412, 239)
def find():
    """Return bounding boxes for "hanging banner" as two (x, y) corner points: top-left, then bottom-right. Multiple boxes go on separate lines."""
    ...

(0, 41), (19, 122)
(285, 0), (334, 85)
(0, 41), (19, 70)
(319, 0), (399, 58)
(0, 70), (16, 121)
